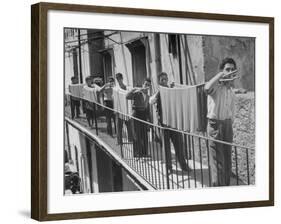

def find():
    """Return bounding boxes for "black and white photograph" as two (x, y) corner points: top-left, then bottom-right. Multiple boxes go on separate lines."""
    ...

(64, 28), (255, 194)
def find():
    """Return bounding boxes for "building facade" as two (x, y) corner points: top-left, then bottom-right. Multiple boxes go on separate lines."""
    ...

(65, 28), (255, 92)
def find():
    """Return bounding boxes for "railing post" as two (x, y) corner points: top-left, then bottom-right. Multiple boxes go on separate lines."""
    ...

(93, 102), (98, 136)
(119, 113), (124, 158)
(120, 144), (124, 158)
(198, 137), (204, 187)
(191, 136), (197, 188)
(185, 134), (191, 188)
(234, 146), (239, 185)
(205, 139), (212, 187)
(162, 129), (170, 189)
(246, 148), (250, 185)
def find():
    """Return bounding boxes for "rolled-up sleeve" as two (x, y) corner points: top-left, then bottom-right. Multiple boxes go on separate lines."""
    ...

(205, 83), (218, 96)
(149, 91), (159, 105)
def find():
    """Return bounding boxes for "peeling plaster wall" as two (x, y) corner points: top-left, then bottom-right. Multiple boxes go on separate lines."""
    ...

(203, 36), (255, 91)
(185, 35), (205, 84)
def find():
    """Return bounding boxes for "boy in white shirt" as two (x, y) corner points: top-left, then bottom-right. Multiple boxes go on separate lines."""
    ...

(204, 57), (239, 186)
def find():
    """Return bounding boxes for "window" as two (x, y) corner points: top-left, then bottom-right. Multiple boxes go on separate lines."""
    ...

(168, 34), (178, 57)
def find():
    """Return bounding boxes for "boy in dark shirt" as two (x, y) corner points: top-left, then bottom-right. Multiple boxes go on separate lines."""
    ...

(83, 76), (96, 128)
(69, 76), (81, 119)
(126, 78), (151, 157)
(99, 77), (115, 136)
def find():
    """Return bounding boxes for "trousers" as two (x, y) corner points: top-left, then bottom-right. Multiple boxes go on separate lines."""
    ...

(70, 97), (80, 119)
(131, 109), (149, 157)
(116, 116), (133, 145)
(104, 100), (115, 135)
(207, 119), (233, 186)
(163, 128), (188, 172)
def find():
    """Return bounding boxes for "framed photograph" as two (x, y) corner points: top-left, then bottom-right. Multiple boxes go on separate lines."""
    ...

(31, 2), (274, 221)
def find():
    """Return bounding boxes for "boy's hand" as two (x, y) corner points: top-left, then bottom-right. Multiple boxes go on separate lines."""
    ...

(222, 70), (238, 79)
(135, 87), (144, 93)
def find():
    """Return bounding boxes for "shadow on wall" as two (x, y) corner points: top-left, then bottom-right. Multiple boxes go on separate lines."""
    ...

(203, 36), (255, 91)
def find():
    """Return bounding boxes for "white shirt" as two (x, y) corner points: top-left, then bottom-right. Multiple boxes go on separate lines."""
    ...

(207, 84), (236, 120)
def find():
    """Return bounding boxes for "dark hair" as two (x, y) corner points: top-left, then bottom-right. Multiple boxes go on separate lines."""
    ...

(71, 76), (78, 81)
(108, 76), (115, 82)
(145, 78), (152, 83)
(115, 73), (123, 80)
(85, 76), (92, 82)
(157, 72), (168, 81)
(93, 77), (103, 86)
(219, 58), (237, 70)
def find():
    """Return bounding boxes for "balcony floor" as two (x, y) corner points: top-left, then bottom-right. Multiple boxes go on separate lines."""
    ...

(65, 106), (245, 190)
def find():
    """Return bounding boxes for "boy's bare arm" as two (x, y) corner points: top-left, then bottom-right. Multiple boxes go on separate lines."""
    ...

(126, 87), (138, 100)
(204, 72), (224, 94)
(149, 91), (160, 105)
(204, 69), (237, 94)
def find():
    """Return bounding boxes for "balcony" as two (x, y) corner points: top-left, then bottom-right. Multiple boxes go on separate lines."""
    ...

(64, 95), (255, 193)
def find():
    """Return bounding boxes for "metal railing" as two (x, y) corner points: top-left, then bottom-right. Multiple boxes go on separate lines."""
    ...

(66, 95), (255, 190)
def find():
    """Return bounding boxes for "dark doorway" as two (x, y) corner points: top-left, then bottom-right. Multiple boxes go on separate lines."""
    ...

(72, 48), (79, 79)
(96, 148), (113, 192)
(126, 39), (148, 87)
(112, 163), (123, 192)
(87, 30), (104, 78)
(102, 50), (113, 83)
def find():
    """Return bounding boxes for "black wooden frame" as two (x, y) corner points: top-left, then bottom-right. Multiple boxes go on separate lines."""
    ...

(31, 2), (274, 221)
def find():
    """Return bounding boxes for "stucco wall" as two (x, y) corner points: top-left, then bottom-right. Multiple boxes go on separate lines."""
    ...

(203, 36), (255, 91)
(232, 92), (255, 184)
(184, 35), (205, 84)
(233, 92), (255, 148)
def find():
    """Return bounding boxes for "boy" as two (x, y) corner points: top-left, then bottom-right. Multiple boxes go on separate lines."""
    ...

(115, 73), (133, 144)
(126, 78), (151, 157)
(69, 76), (81, 119)
(99, 77), (115, 136)
(150, 72), (189, 173)
(204, 57), (238, 186)
(83, 76), (97, 128)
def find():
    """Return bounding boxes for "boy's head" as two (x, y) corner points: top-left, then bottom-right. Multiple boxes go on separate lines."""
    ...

(157, 72), (168, 87)
(93, 77), (103, 86)
(85, 76), (93, 87)
(219, 58), (237, 74)
(219, 58), (238, 86)
(142, 78), (152, 89)
(108, 76), (115, 87)
(71, 76), (78, 84)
